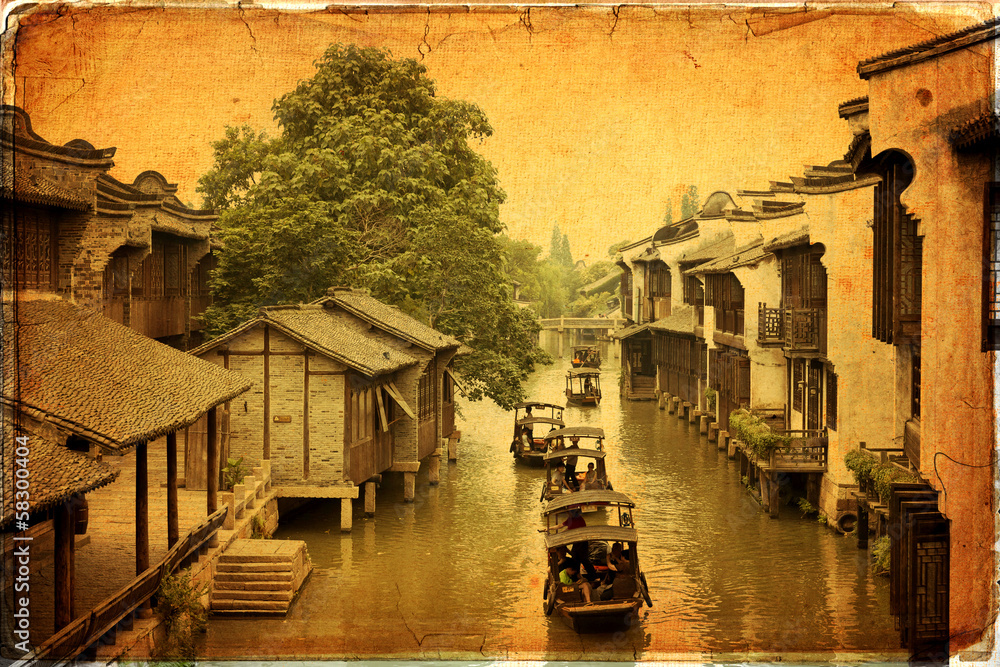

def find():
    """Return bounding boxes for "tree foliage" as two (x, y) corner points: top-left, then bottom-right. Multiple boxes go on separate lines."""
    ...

(197, 44), (548, 409)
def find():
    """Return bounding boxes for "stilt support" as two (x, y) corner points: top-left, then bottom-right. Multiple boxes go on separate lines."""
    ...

(364, 481), (376, 517)
(428, 448), (442, 486)
(699, 415), (709, 435)
(341, 497), (353, 532)
(403, 472), (416, 502)
(768, 472), (780, 519)
(708, 422), (719, 443)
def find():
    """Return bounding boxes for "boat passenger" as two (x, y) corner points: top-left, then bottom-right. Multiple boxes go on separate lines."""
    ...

(552, 463), (574, 494)
(562, 508), (586, 530)
(558, 560), (593, 603)
(565, 454), (579, 491)
(583, 462), (605, 490)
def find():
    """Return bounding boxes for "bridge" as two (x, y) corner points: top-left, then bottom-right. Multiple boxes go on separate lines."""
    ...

(538, 316), (627, 333)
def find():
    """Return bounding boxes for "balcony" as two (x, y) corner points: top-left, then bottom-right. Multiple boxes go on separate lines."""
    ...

(757, 303), (826, 353)
(765, 429), (828, 472)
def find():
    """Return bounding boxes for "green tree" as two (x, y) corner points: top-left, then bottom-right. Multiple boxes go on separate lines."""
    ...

(197, 43), (546, 409)
(680, 185), (700, 219)
(663, 199), (673, 225)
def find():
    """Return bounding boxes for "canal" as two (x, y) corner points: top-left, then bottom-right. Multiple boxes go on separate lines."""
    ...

(203, 338), (902, 661)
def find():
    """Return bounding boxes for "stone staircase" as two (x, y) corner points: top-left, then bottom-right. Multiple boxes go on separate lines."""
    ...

(627, 375), (657, 401)
(211, 539), (312, 614)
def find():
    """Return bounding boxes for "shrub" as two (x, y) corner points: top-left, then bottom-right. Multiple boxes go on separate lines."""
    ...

(222, 456), (250, 492)
(843, 450), (919, 504)
(729, 409), (792, 461)
(156, 571), (208, 659)
(703, 387), (717, 412)
(844, 449), (877, 486)
(871, 536), (891, 576)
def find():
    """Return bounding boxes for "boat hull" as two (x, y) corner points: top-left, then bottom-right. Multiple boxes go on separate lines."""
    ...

(558, 600), (641, 633)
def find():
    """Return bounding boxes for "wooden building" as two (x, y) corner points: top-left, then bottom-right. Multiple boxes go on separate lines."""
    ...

(1, 296), (250, 650)
(315, 287), (463, 500)
(1, 105), (218, 349)
(191, 289), (462, 527)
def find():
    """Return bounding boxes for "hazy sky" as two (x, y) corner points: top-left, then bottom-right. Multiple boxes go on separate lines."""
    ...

(6, 2), (989, 260)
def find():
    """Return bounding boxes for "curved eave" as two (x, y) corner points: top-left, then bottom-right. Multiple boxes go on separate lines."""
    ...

(544, 526), (639, 549)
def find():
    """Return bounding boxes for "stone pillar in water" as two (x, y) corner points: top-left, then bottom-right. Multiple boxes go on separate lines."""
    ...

(364, 481), (376, 517)
(428, 448), (442, 486)
(404, 472), (416, 502)
(341, 498), (353, 532)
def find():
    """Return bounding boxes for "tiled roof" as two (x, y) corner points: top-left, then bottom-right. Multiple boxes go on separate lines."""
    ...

(321, 288), (461, 352)
(858, 17), (1000, 79)
(3, 297), (252, 452)
(648, 305), (696, 336)
(838, 96), (869, 118)
(613, 322), (651, 340)
(687, 240), (770, 274)
(2, 160), (91, 211)
(678, 234), (736, 266)
(764, 225), (811, 252)
(579, 268), (622, 296)
(632, 247), (661, 263)
(192, 304), (419, 377)
(1, 105), (117, 166)
(950, 111), (999, 150)
(1, 422), (120, 528)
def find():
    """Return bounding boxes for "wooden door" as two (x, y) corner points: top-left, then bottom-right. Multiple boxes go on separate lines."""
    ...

(806, 360), (822, 430)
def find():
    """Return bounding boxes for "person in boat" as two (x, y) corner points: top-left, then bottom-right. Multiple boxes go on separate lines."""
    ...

(562, 508), (586, 530)
(553, 463), (574, 494)
(565, 452), (580, 491)
(583, 462), (605, 490)
(606, 542), (633, 575)
(559, 559), (594, 603)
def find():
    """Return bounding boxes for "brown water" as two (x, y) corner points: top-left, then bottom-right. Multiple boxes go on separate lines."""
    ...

(203, 339), (902, 661)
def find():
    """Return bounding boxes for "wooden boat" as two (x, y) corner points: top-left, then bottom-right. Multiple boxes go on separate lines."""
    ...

(565, 369), (601, 406)
(511, 402), (565, 466)
(540, 426), (611, 501)
(571, 345), (602, 369)
(540, 490), (653, 632)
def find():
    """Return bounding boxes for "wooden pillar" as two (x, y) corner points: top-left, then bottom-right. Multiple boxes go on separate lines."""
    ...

(806, 473), (821, 507)
(166, 431), (179, 548)
(768, 472), (780, 519)
(136, 440), (149, 576)
(758, 467), (769, 513)
(364, 481), (376, 517)
(207, 406), (218, 515)
(857, 503), (869, 549)
(54, 498), (74, 629)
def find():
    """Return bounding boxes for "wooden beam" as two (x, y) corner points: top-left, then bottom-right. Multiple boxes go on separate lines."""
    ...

(207, 406), (218, 514)
(263, 324), (271, 459)
(54, 498), (73, 629)
(136, 440), (149, 576)
(166, 431), (179, 547)
(303, 352), (310, 480)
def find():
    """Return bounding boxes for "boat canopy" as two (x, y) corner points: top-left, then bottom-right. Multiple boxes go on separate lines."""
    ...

(513, 401), (565, 411)
(517, 416), (565, 427)
(543, 447), (606, 461)
(567, 369), (601, 378)
(544, 525), (638, 550)
(542, 489), (635, 515)
(572, 345), (598, 352)
(544, 426), (605, 441)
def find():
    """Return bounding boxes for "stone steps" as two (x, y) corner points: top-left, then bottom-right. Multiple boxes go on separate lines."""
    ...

(210, 539), (312, 615)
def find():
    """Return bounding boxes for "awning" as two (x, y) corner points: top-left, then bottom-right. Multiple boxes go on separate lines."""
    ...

(444, 367), (467, 397)
(384, 382), (417, 420)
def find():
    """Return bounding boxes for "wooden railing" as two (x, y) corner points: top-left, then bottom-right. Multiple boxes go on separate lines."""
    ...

(11, 505), (230, 667)
(539, 317), (626, 331)
(765, 429), (828, 472)
(756, 304), (826, 353)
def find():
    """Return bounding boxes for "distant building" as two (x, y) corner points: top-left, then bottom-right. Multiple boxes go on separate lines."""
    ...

(1, 105), (218, 348)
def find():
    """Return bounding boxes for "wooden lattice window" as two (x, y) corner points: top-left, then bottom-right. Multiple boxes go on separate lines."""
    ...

(825, 366), (838, 431)
(417, 360), (437, 420)
(705, 273), (745, 335)
(150, 241), (165, 297)
(107, 253), (129, 296)
(793, 359), (804, 413)
(983, 183), (1000, 350)
(163, 242), (185, 296)
(873, 154), (920, 344)
(350, 385), (375, 444)
(2, 206), (57, 291)
(621, 270), (634, 318)
(647, 261), (671, 298)
(911, 348), (921, 419)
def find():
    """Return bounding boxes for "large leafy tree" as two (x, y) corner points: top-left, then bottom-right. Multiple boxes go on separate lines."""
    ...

(198, 44), (548, 408)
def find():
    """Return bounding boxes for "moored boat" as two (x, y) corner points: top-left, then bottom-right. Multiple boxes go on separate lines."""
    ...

(540, 426), (611, 501)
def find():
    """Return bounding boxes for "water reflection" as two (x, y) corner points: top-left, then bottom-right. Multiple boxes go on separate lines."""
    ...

(205, 336), (901, 659)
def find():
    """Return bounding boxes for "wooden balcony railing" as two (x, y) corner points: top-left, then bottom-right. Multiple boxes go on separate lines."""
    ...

(756, 304), (826, 353)
(765, 429), (828, 472)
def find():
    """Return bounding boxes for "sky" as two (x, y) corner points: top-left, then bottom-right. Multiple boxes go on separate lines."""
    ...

(4, 1), (991, 261)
